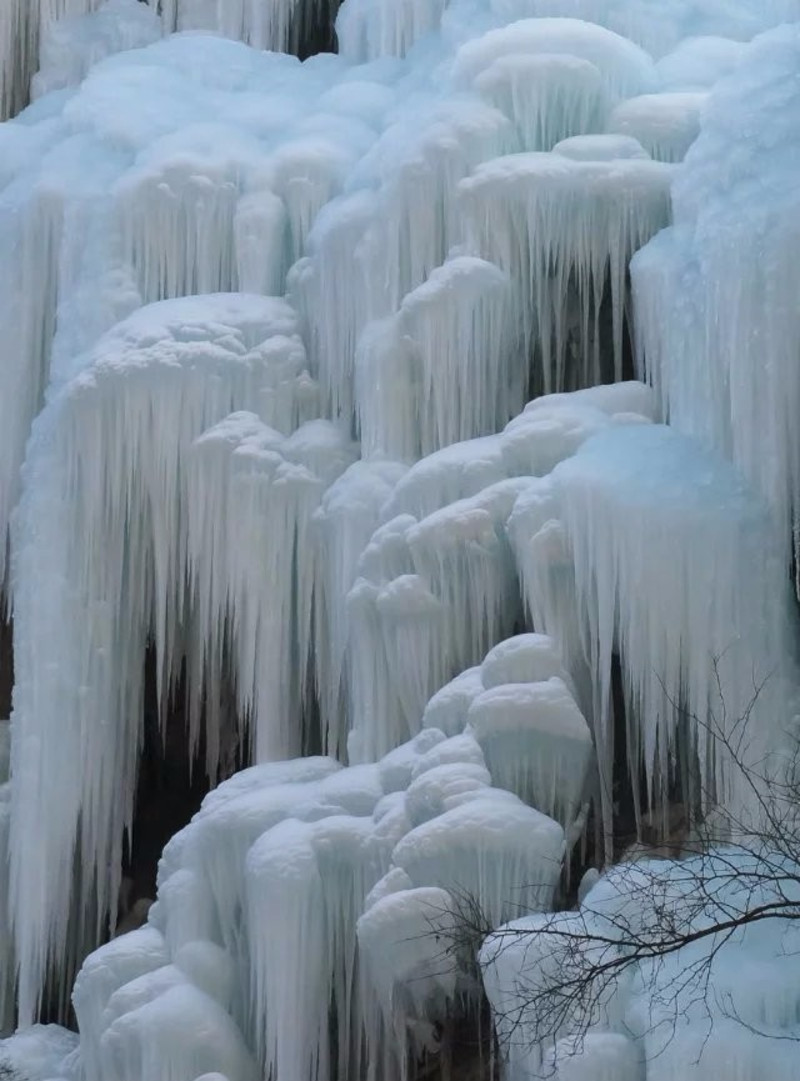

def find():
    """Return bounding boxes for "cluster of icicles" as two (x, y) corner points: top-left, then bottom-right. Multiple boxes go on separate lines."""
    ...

(1, 1), (800, 1080)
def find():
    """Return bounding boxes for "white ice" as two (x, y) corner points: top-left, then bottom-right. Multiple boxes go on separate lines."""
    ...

(1, 5), (799, 1081)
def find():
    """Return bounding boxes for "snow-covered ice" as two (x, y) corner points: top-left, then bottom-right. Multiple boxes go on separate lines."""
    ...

(0, 3), (799, 1080)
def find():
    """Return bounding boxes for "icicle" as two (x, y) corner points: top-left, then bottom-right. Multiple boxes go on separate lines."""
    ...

(160, 0), (341, 56)
(632, 24), (800, 580)
(297, 91), (514, 432)
(245, 812), (391, 1081)
(0, 785), (14, 1035)
(9, 294), (324, 1023)
(357, 886), (458, 1081)
(332, 98), (512, 423)
(313, 459), (407, 757)
(234, 189), (289, 298)
(266, 133), (369, 270)
(461, 150), (674, 392)
(336, 0), (448, 62)
(517, 424), (798, 860)
(347, 479), (525, 762)
(451, 19), (658, 104)
(356, 256), (515, 461)
(474, 52), (611, 151)
(187, 414), (357, 762)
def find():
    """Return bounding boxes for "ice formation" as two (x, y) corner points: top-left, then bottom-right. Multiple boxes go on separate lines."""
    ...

(607, 91), (706, 162)
(355, 256), (516, 460)
(59, 724), (565, 1081)
(460, 151), (674, 392)
(345, 392), (653, 762)
(31, 0), (161, 100)
(633, 23), (800, 582)
(0, 3), (799, 1081)
(481, 850), (800, 1080)
(511, 423), (798, 857)
(9, 293), (349, 1021)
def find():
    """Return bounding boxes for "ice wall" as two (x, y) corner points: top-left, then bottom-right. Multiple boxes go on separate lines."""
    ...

(0, 2), (799, 1079)
(31, 0), (161, 100)
(1, 0), (345, 120)
(633, 23), (800, 584)
(510, 422), (798, 860)
(9, 294), (343, 1022)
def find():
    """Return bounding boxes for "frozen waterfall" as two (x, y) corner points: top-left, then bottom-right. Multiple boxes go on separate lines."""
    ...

(0, 1), (800, 1080)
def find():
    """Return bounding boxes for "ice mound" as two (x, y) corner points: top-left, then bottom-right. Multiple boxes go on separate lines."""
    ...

(482, 849), (800, 1081)
(67, 718), (566, 1081)
(467, 677), (592, 825)
(553, 131), (649, 160)
(346, 391), (652, 762)
(607, 91), (706, 162)
(0, 1024), (79, 1081)
(451, 19), (658, 102)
